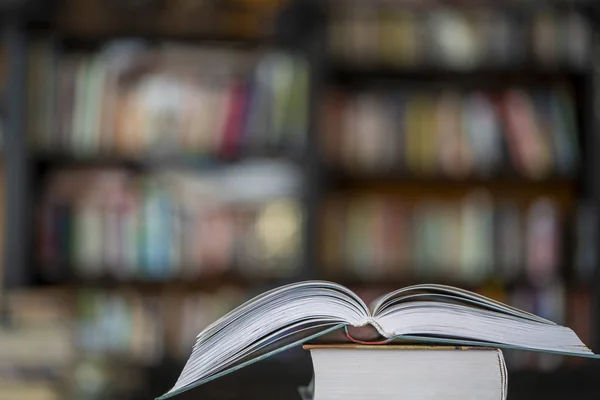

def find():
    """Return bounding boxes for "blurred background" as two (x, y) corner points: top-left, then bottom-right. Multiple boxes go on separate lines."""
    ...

(0, 0), (599, 399)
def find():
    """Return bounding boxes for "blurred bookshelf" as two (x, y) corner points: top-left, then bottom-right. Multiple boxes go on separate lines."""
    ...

(0, 0), (599, 399)
(317, 0), (600, 391)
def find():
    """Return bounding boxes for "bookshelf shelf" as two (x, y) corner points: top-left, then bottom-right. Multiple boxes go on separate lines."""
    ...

(329, 65), (590, 87)
(326, 168), (578, 187)
(325, 273), (532, 286)
(325, 174), (578, 206)
(326, 0), (596, 13)
(31, 151), (305, 170)
(36, 273), (297, 292)
(56, 32), (270, 49)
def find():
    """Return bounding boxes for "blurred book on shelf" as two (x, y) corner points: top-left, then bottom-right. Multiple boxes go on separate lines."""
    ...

(321, 87), (580, 179)
(27, 40), (309, 159)
(77, 287), (247, 365)
(78, 289), (166, 365)
(566, 288), (594, 367)
(0, 288), (76, 400)
(0, 285), (252, 398)
(0, 167), (4, 296)
(2, 288), (161, 399)
(329, 3), (591, 70)
(37, 161), (303, 282)
(0, 382), (62, 400)
(507, 283), (566, 371)
(574, 202), (598, 282)
(0, 42), (4, 153)
(321, 192), (576, 284)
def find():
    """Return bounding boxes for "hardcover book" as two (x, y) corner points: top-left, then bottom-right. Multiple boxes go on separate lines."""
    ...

(304, 344), (507, 400)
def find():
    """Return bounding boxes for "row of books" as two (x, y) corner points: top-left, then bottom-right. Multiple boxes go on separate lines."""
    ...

(38, 163), (303, 281)
(4, 286), (249, 366)
(78, 288), (247, 364)
(1, 287), (151, 400)
(322, 192), (593, 284)
(27, 41), (309, 157)
(329, 6), (590, 69)
(321, 88), (579, 178)
(0, 288), (74, 400)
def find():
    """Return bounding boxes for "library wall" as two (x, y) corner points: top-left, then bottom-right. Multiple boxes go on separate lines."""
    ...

(0, 1), (598, 399)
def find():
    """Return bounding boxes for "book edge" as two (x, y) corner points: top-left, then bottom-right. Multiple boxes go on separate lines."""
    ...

(154, 323), (346, 400)
(303, 344), (498, 351)
(389, 334), (600, 359)
(496, 349), (508, 400)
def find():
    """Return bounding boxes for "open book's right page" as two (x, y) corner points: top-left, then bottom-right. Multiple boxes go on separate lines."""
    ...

(371, 284), (597, 358)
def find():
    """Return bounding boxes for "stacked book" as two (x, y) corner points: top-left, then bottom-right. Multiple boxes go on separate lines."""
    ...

(329, 3), (590, 69)
(155, 281), (599, 400)
(322, 193), (566, 283)
(27, 41), (309, 158)
(301, 345), (507, 400)
(322, 88), (579, 178)
(38, 161), (303, 281)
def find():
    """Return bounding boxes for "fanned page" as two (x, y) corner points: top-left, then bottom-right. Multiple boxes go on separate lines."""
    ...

(157, 281), (597, 399)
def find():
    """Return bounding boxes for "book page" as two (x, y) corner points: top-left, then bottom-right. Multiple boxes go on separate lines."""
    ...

(372, 284), (553, 324)
(159, 281), (368, 399)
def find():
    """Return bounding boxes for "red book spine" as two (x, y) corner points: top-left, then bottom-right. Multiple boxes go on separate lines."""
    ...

(497, 91), (526, 174)
(220, 81), (247, 158)
(40, 204), (57, 267)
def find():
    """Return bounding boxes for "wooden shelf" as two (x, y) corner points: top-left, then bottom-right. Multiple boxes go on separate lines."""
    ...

(327, 167), (578, 186)
(328, 64), (590, 88)
(31, 150), (304, 170)
(34, 271), (300, 292)
(326, 0), (596, 13)
(325, 168), (579, 207)
(322, 273), (524, 290)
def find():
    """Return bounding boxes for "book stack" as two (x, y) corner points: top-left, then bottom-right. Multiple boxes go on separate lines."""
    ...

(322, 192), (567, 283)
(329, 3), (590, 69)
(321, 88), (579, 178)
(155, 281), (599, 400)
(27, 41), (309, 158)
(38, 161), (303, 282)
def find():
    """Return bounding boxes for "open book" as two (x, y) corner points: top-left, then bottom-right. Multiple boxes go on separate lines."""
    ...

(158, 281), (598, 399)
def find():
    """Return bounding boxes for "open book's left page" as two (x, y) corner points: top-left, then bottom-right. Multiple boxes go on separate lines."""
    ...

(157, 281), (368, 399)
